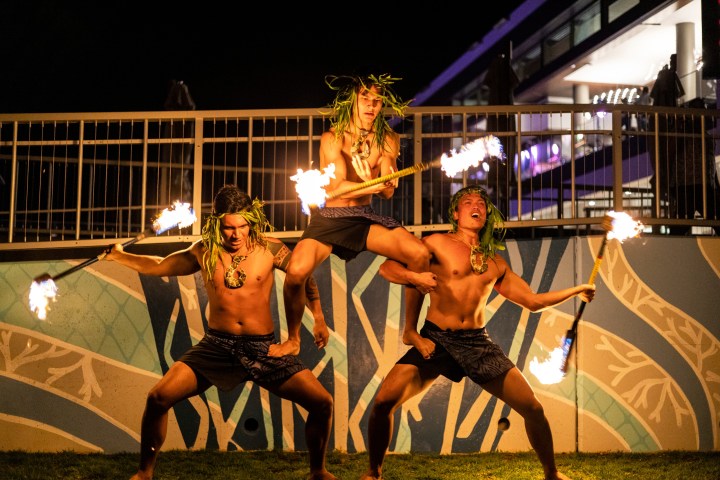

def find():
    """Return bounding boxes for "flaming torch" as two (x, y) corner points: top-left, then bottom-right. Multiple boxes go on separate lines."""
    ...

(292, 135), (503, 213)
(529, 211), (643, 384)
(29, 201), (197, 320)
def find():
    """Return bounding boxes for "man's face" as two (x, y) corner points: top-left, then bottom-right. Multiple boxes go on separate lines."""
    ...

(220, 213), (251, 251)
(356, 86), (383, 126)
(453, 193), (487, 229)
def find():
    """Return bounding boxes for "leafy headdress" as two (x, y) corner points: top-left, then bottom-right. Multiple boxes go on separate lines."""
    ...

(201, 185), (272, 284)
(324, 73), (411, 153)
(448, 186), (506, 258)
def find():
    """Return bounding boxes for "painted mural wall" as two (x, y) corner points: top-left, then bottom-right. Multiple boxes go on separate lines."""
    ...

(1, 236), (718, 455)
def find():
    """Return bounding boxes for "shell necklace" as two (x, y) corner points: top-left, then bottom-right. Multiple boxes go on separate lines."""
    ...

(350, 128), (371, 162)
(451, 233), (487, 274)
(224, 253), (247, 288)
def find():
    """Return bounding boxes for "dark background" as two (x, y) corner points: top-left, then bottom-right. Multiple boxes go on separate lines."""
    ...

(1, 1), (523, 113)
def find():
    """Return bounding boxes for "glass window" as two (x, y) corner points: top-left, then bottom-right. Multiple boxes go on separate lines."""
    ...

(543, 24), (571, 64)
(609, 0), (640, 23)
(574, 2), (601, 45)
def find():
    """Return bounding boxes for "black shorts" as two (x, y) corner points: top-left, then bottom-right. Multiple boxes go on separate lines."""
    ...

(300, 205), (403, 261)
(178, 329), (307, 391)
(397, 320), (515, 385)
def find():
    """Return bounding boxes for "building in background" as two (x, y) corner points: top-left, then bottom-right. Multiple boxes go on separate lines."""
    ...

(415, 0), (715, 108)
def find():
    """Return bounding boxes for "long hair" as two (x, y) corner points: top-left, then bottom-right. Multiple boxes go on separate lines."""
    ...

(200, 185), (272, 283)
(324, 73), (411, 153)
(448, 186), (506, 258)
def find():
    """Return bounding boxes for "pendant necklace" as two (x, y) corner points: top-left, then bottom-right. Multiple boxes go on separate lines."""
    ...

(224, 253), (247, 288)
(452, 233), (487, 274)
(350, 128), (371, 162)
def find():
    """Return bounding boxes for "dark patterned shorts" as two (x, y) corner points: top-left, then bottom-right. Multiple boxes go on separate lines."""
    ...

(178, 328), (306, 391)
(397, 320), (515, 385)
(300, 205), (403, 261)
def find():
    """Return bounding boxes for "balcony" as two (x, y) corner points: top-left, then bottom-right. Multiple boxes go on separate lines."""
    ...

(1, 103), (718, 251)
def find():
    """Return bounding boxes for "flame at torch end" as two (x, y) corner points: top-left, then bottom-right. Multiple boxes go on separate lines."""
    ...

(529, 346), (567, 385)
(440, 135), (504, 177)
(153, 201), (197, 234)
(606, 210), (644, 241)
(29, 279), (58, 321)
(291, 163), (336, 215)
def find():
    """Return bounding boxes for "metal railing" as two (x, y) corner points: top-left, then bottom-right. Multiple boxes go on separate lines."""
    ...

(1, 104), (719, 250)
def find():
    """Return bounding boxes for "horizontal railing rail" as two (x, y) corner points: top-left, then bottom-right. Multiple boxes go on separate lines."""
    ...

(1, 104), (719, 250)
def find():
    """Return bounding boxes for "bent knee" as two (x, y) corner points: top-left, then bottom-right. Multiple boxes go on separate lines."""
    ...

(518, 399), (545, 420)
(146, 388), (174, 412)
(311, 391), (334, 416)
(405, 241), (430, 269)
(371, 392), (401, 417)
(285, 262), (312, 286)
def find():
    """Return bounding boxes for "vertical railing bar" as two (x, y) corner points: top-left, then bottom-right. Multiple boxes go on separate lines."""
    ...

(75, 121), (85, 240)
(515, 110), (523, 220)
(247, 116), (254, 199)
(570, 107), (577, 219)
(141, 119), (149, 232)
(700, 114), (707, 219)
(611, 106), (624, 212)
(653, 112), (661, 220)
(8, 121), (18, 242)
(192, 116), (203, 236)
(412, 110), (422, 229)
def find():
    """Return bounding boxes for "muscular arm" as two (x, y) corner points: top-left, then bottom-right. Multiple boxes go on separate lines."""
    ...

(270, 239), (329, 349)
(104, 241), (201, 277)
(494, 261), (595, 312)
(378, 259), (437, 294)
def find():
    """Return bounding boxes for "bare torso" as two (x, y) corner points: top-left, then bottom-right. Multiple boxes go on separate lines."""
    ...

(422, 233), (508, 330)
(190, 240), (278, 336)
(321, 128), (399, 207)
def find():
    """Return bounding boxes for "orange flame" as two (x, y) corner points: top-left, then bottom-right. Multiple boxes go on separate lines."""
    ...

(606, 210), (644, 241)
(29, 279), (58, 321)
(153, 201), (197, 233)
(529, 347), (566, 385)
(440, 135), (504, 177)
(290, 163), (336, 214)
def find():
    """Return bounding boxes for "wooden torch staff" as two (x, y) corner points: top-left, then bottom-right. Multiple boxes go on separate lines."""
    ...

(325, 159), (441, 200)
(560, 215), (612, 373)
(34, 227), (156, 283)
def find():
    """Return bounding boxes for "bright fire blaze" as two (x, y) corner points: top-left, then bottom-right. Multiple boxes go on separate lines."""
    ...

(440, 135), (504, 177)
(291, 163), (336, 214)
(153, 201), (197, 234)
(29, 279), (58, 321)
(606, 210), (644, 241)
(529, 347), (566, 385)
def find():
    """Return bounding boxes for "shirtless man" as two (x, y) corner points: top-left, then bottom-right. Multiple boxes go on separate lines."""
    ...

(105, 185), (336, 480)
(280, 74), (430, 356)
(361, 185), (596, 480)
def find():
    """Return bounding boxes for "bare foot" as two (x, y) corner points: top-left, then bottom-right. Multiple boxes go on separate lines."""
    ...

(129, 473), (151, 480)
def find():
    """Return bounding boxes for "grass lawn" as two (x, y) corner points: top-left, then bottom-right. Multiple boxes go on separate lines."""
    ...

(2, 450), (719, 479)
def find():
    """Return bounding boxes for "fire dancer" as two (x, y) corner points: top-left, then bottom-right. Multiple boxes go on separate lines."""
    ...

(360, 186), (595, 480)
(104, 185), (336, 480)
(280, 73), (430, 356)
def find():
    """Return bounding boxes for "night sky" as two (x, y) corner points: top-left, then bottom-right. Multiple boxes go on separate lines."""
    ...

(2, 1), (523, 113)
